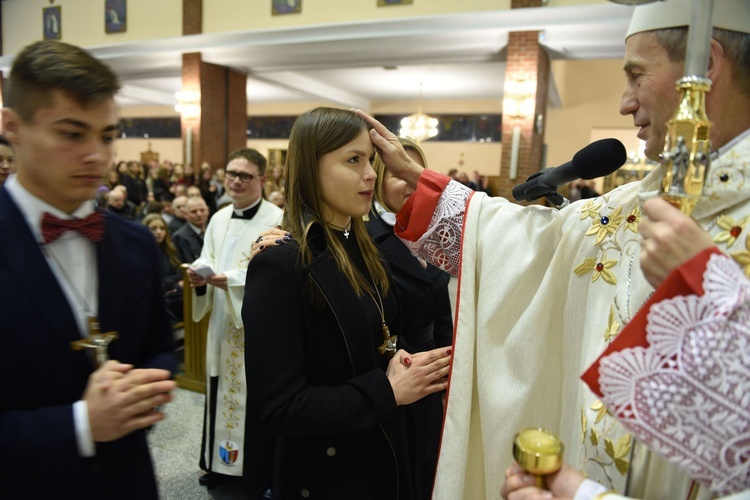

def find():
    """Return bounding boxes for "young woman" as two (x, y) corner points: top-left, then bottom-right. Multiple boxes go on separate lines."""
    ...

(242, 107), (451, 499)
(142, 213), (183, 327)
(366, 137), (453, 500)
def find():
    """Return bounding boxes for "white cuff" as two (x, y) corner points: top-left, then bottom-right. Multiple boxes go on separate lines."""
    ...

(574, 479), (608, 500)
(73, 400), (96, 457)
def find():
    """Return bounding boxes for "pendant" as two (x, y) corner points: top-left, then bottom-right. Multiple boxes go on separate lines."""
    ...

(378, 324), (397, 357)
(343, 229), (350, 239)
(71, 317), (119, 367)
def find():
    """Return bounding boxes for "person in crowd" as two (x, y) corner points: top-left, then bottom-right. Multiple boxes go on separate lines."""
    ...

(368, 136), (453, 500)
(262, 165), (284, 199)
(186, 184), (202, 200)
(197, 165), (218, 214)
(184, 163), (196, 186)
(172, 195), (208, 263)
(355, 0), (750, 497)
(174, 183), (188, 198)
(104, 169), (120, 191)
(152, 166), (173, 202)
(172, 164), (187, 186)
(0, 134), (16, 187)
(242, 107), (452, 499)
(212, 167), (226, 205)
(115, 160), (128, 183)
(0, 40), (176, 499)
(267, 190), (285, 209)
(142, 214), (184, 328)
(168, 194), (188, 234)
(105, 187), (133, 220)
(186, 148), (283, 496)
(121, 160), (148, 207)
(456, 171), (477, 190)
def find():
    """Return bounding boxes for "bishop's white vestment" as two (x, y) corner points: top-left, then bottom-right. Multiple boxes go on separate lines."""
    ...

(395, 131), (750, 499)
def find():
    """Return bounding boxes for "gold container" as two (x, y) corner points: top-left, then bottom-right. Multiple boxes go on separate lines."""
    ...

(513, 428), (564, 488)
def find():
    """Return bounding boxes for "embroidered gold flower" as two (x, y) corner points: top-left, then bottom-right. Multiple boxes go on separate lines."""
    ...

(586, 207), (624, 245)
(714, 214), (750, 247)
(731, 234), (750, 278)
(575, 256), (617, 284)
(580, 200), (602, 220)
(624, 207), (641, 233)
(604, 434), (632, 475)
(591, 400), (608, 424)
(604, 305), (621, 343)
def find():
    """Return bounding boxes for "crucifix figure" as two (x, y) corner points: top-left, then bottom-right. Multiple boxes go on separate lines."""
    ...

(70, 317), (119, 367)
(378, 324), (398, 358)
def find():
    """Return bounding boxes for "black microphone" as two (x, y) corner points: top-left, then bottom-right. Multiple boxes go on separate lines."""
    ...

(511, 138), (627, 204)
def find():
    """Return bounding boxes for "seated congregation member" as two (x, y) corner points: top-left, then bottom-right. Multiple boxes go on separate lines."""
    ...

(242, 107), (452, 499)
(168, 194), (188, 234)
(186, 148), (283, 495)
(0, 40), (176, 499)
(105, 185), (135, 220)
(172, 195), (208, 263)
(142, 214), (184, 328)
(367, 137), (453, 500)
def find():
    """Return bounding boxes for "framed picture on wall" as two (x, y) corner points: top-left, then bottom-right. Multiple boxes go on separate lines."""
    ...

(377, 0), (413, 5)
(105, 0), (127, 34)
(272, 0), (301, 16)
(43, 6), (61, 41)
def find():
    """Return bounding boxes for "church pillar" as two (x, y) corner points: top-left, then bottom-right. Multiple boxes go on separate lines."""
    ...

(179, 1), (247, 172)
(497, 0), (550, 203)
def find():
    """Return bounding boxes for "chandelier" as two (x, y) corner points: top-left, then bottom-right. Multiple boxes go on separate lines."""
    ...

(399, 83), (438, 143)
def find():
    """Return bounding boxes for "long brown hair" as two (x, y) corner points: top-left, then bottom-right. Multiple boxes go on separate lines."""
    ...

(372, 136), (426, 213)
(283, 107), (389, 296)
(142, 214), (181, 270)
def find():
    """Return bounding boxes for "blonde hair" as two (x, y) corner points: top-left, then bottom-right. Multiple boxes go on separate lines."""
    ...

(283, 107), (389, 297)
(142, 214), (181, 270)
(372, 137), (427, 213)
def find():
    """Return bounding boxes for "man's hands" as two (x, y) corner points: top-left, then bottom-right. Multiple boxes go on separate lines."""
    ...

(84, 361), (176, 442)
(501, 463), (584, 500)
(353, 109), (424, 189)
(186, 267), (227, 290)
(386, 346), (451, 406)
(640, 198), (715, 288)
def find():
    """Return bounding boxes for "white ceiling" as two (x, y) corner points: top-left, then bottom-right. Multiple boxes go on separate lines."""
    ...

(0, 3), (636, 110)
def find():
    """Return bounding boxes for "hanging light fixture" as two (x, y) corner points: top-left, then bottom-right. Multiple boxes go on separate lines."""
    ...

(399, 83), (438, 143)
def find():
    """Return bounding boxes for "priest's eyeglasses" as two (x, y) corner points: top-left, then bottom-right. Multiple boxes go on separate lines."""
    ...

(225, 170), (257, 183)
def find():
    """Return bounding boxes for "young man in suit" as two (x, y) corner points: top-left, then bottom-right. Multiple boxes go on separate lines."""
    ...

(0, 40), (177, 499)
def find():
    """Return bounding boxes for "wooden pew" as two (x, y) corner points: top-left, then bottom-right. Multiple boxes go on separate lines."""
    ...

(174, 264), (209, 394)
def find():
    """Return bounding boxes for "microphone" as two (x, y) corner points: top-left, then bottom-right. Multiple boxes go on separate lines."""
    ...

(511, 138), (627, 205)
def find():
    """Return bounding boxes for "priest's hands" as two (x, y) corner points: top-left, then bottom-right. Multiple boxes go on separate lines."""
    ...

(386, 346), (451, 406)
(206, 273), (228, 291)
(640, 198), (715, 288)
(353, 109), (424, 189)
(186, 268), (206, 288)
(84, 361), (176, 442)
(501, 462), (583, 500)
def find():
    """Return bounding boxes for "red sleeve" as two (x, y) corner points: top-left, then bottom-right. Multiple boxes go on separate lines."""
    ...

(395, 169), (451, 242)
(581, 246), (724, 397)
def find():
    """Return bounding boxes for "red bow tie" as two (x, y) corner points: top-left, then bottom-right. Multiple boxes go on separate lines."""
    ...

(41, 211), (105, 244)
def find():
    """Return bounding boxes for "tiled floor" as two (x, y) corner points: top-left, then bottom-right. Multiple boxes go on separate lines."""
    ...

(148, 388), (246, 500)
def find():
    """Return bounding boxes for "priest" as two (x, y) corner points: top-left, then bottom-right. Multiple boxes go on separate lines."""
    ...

(186, 148), (282, 494)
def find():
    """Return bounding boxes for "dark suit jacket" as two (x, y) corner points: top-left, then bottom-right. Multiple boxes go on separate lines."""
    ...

(172, 222), (203, 263)
(243, 224), (413, 500)
(167, 215), (185, 235)
(0, 187), (176, 499)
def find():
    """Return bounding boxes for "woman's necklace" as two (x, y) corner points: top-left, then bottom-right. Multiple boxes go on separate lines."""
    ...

(367, 281), (397, 357)
(328, 219), (351, 239)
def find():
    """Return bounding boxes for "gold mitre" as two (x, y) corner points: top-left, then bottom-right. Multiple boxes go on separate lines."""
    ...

(626, 0), (750, 39)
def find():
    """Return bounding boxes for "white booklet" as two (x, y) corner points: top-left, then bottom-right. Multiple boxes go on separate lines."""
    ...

(190, 263), (215, 279)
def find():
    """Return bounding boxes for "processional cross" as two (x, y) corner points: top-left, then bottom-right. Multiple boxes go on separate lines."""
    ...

(70, 317), (119, 367)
